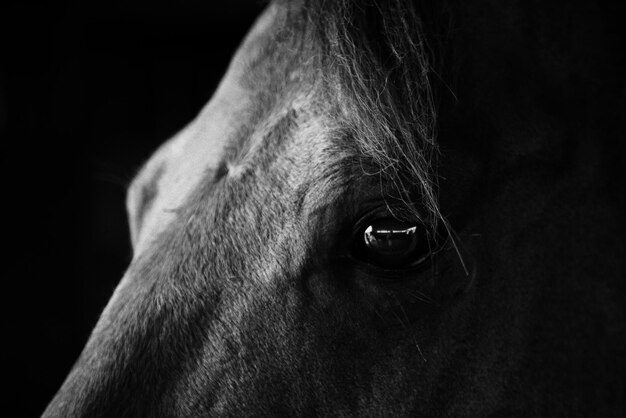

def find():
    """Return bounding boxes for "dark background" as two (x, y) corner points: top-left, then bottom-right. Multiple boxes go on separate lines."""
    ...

(1, 1), (266, 415)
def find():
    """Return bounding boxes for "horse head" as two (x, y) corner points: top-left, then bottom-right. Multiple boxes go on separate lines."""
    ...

(44, 1), (625, 416)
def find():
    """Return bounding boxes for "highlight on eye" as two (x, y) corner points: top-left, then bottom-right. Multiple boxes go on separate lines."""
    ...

(354, 218), (431, 269)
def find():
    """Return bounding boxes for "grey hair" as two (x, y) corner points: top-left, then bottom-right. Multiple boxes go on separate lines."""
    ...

(291, 0), (441, 225)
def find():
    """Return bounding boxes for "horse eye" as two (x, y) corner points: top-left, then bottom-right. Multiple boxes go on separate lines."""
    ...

(354, 218), (430, 269)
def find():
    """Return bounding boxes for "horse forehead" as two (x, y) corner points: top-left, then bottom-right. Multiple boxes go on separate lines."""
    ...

(128, 4), (332, 254)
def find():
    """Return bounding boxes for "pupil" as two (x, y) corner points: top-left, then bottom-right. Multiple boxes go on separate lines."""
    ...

(363, 219), (419, 260)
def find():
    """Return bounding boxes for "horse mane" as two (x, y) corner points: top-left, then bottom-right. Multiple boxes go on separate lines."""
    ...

(286, 0), (441, 224)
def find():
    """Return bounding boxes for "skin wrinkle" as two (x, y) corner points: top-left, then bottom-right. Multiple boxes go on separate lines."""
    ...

(43, 1), (625, 417)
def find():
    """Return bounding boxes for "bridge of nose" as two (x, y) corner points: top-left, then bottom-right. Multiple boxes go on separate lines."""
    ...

(126, 91), (248, 255)
(126, 5), (281, 257)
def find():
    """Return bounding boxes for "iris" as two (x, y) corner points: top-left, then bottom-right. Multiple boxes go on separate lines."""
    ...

(357, 218), (430, 268)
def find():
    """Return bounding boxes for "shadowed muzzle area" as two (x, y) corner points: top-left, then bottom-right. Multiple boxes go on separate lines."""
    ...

(44, 0), (625, 416)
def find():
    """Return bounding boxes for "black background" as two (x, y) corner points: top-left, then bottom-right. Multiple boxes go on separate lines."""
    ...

(1, 1), (266, 415)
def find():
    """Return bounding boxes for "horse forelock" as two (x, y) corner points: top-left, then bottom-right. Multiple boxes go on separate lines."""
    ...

(240, 0), (442, 227)
(297, 0), (441, 224)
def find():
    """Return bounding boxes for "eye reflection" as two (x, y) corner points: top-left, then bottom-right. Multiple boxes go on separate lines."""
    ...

(364, 223), (418, 255)
(357, 218), (430, 268)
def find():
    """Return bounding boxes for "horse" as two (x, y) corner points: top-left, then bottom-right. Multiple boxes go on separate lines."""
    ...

(43, 0), (625, 416)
